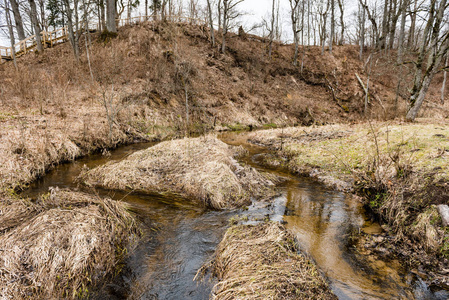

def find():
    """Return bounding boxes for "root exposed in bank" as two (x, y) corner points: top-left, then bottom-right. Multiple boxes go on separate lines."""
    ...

(81, 136), (277, 209)
(0, 189), (138, 299)
(200, 222), (336, 299)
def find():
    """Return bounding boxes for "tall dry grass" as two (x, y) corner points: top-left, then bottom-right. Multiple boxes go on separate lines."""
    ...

(0, 188), (138, 299)
(81, 135), (277, 209)
(198, 222), (336, 299)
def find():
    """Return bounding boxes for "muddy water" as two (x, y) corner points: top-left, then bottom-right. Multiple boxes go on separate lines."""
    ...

(22, 135), (447, 299)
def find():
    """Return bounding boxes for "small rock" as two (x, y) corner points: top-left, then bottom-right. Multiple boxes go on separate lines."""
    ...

(437, 205), (449, 226)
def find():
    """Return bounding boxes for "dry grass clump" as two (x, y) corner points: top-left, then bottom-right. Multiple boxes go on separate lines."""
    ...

(201, 222), (336, 299)
(0, 188), (138, 299)
(81, 136), (276, 209)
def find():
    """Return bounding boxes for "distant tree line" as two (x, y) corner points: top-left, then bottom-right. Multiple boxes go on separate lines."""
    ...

(0, 0), (448, 120)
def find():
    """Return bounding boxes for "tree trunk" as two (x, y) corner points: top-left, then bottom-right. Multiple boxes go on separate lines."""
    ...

(218, 0), (222, 33)
(359, 2), (365, 60)
(289, 0), (300, 64)
(5, 0), (18, 70)
(337, 0), (344, 45)
(359, 0), (379, 48)
(9, 0), (26, 41)
(406, 0), (448, 121)
(329, 0), (334, 54)
(63, 0), (79, 60)
(29, 0), (43, 52)
(221, 0), (227, 53)
(406, 73), (434, 121)
(407, 0), (417, 49)
(441, 56), (448, 104)
(396, 0), (407, 63)
(380, 0), (389, 49)
(388, 0), (400, 50)
(145, 0), (148, 19)
(106, 0), (117, 32)
(269, 0), (275, 58)
(206, 0), (215, 47)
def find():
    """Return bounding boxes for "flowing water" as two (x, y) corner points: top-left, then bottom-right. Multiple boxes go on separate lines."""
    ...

(23, 134), (449, 300)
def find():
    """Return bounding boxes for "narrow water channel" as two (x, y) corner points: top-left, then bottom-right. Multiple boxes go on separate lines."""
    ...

(22, 134), (447, 299)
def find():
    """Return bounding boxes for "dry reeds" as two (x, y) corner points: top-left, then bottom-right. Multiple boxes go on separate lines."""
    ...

(81, 136), (276, 209)
(200, 222), (336, 299)
(0, 188), (138, 299)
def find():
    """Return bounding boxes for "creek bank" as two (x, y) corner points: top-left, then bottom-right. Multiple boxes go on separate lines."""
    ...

(247, 122), (449, 288)
(0, 188), (138, 299)
(81, 136), (278, 209)
(198, 222), (337, 299)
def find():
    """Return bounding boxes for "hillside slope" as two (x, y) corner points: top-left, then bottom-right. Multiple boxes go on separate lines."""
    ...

(0, 21), (448, 191)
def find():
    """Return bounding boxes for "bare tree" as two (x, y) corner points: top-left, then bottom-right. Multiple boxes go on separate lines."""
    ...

(9, 0), (26, 41)
(289, 0), (302, 65)
(337, 0), (344, 44)
(442, 55), (448, 104)
(406, 0), (449, 121)
(62, 0), (80, 60)
(317, 0), (329, 54)
(221, 0), (245, 53)
(106, 0), (117, 32)
(5, 0), (18, 69)
(358, 1), (365, 59)
(28, 0), (43, 52)
(206, 0), (215, 47)
(396, 0), (408, 63)
(268, 0), (277, 59)
(359, 0), (380, 48)
(329, 0), (334, 53)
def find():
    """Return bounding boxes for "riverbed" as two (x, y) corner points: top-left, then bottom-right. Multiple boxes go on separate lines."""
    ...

(22, 133), (447, 299)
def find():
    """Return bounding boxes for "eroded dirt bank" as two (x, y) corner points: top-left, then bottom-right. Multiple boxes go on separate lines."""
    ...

(247, 121), (449, 287)
(80, 136), (277, 209)
(0, 188), (138, 299)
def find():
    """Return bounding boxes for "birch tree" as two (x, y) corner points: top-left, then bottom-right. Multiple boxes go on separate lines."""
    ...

(406, 0), (449, 121)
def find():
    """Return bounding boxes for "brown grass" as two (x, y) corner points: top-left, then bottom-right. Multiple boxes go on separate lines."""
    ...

(0, 22), (448, 193)
(81, 136), (277, 209)
(198, 222), (336, 299)
(0, 188), (138, 299)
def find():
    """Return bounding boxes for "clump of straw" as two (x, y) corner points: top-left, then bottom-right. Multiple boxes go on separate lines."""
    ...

(199, 222), (337, 299)
(81, 136), (276, 209)
(0, 188), (138, 299)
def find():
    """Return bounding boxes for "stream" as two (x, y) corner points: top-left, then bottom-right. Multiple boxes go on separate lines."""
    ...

(23, 133), (448, 300)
